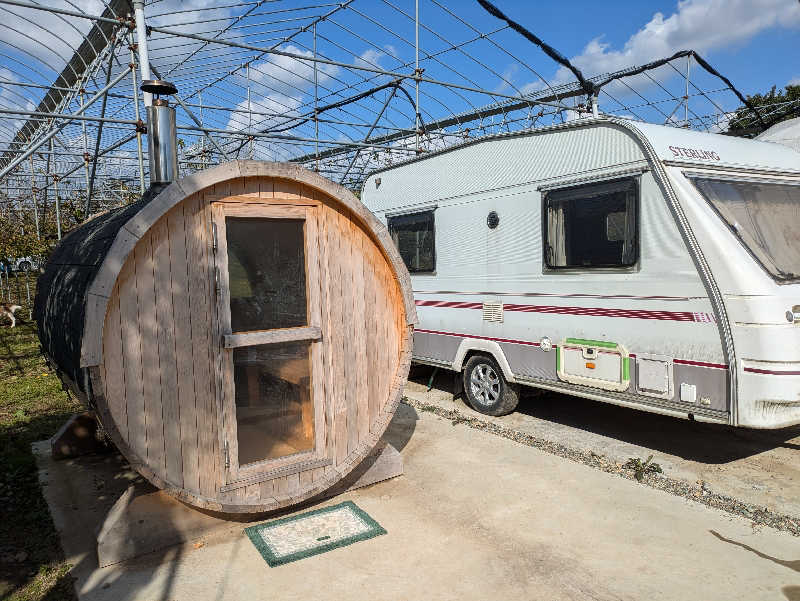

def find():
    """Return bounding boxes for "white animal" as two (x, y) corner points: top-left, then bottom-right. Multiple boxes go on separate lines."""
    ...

(1, 304), (22, 328)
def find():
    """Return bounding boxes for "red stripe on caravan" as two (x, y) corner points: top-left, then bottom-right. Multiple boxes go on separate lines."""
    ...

(743, 367), (800, 376)
(415, 299), (715, 323)
(674, 358), (728, 370)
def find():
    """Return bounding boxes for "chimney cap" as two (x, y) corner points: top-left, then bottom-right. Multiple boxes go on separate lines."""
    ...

(140, 79), (177, 96)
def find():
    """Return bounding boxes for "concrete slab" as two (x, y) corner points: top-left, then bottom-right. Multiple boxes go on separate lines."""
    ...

(37, 402), (800, 601)
(93, 441), (402, 568)
(404, 365), (800, 518)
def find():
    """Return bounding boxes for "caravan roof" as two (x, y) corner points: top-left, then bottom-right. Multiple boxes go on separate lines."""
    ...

(363, 118), (800, 197)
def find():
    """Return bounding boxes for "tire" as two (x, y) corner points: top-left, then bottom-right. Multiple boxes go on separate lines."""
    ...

(18, 261), (31, 272)
(462, 354), (520, 416)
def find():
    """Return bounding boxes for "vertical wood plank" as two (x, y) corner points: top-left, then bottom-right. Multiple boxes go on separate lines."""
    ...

(318, 204), (336, 461)
(338, 211), (359, 457)
(274, 178), (301, 201)
(136, 233), (165, 477)
(241, 176), (260, 199)
(211, 204), (238, 485)
(103, 285), (127, 440)
(259, 177), (274, 199)
(213, 179), (231, 200)
(201, 192), (223, 496)
(299, 468), (313, 489)
(374, 248), (390, 418)
(244, 484), (260, 503)
(286, 472), (300, 497)
(363, 239), (380, 431)
(119, 250), (146, 462)
(186, 194), (217, 498)
(152, 218), (183, 488)
(273, 476), (289, 499)
(229, 177), (245, 197)
(310, 466), (326, 483)
(329, 209), (348, 466)
(168, 203), (200, 495)
(259, 478), (275, 500)
(304, 208), (326, 457)
(384, 262), (398, 411)
(350, 224), (369, 446)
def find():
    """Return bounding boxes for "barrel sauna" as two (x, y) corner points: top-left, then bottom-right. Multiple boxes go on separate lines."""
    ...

(35, 161), (416, 513)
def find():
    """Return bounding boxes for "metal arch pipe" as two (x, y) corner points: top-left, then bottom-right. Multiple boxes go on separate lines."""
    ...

(0, 65), (132, 181)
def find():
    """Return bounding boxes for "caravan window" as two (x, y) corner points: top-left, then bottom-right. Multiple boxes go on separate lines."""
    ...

(543, 178), (638, 269)
(690, 177), (800, 282)
(387, 210), (435, 273)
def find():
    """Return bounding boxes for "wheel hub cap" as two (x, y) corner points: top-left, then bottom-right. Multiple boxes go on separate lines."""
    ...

(470, 363), (500, 405)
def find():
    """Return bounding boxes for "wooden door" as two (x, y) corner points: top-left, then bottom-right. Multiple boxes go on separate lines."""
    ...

(212, 203), (327, 487)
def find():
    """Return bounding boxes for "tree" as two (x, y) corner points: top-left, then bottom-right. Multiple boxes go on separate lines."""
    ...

(727, 84), (800, 137)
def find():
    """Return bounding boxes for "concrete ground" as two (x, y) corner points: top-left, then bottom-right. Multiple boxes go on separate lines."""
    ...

(406, 365), (800, 518)
(38, 402), (800, 601)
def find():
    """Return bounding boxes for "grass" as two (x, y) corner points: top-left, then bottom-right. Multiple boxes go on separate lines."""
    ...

(0, 280), (81, 601)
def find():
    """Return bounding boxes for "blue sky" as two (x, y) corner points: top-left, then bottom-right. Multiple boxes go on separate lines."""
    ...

(446, 0), (800, 95)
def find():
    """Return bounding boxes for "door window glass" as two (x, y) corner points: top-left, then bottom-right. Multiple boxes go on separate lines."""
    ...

(233, 341), (313, 465)
(226, 217), (307, 332)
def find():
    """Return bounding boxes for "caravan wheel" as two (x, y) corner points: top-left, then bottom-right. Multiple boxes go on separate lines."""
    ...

(463, 354), (519, 416)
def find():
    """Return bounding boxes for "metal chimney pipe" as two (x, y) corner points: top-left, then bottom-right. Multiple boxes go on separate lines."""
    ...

(141, 79), (178, 186)
(146, 99), (177, 184)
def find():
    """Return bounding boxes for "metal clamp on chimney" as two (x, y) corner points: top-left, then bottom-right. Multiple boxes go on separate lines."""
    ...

(141, 79), (178, 186)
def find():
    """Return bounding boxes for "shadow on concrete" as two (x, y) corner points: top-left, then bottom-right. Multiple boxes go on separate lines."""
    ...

(784, 586), (800, 601)
(709, 530), (800, 573)
(409, 365), (800, 465)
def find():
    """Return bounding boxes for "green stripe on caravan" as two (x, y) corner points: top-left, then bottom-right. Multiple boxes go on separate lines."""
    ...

(565, 338), (619, 349)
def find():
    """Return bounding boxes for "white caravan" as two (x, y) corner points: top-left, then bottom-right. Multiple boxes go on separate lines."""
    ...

(360, 117), (800, 429)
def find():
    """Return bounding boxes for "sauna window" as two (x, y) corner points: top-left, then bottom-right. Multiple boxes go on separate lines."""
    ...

(543, 178), (638, 269)
(233, 341), (313, 465)
(225, 217), (307, 332)
(388, 210), (436, 273)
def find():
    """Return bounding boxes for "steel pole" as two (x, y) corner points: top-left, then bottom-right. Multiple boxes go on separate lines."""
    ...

(685, 54), (691, 127)
(80, 90), (91, 200)
(27, 153), (39, 239)
(314, 23), (319, 171)
(415, 0), (420, 153)
(133, 0), (152, 107)
(51, 139), (61, 240)
(130, 34), (146, 193)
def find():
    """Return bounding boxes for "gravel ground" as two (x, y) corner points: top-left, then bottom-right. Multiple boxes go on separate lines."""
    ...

(402, 397), (800, 537)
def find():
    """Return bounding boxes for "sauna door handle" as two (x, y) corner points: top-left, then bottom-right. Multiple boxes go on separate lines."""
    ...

(223, 326), (322, 349)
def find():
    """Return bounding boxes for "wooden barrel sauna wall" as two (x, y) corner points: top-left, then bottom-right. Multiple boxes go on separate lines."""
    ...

(35, 161), (416, 513)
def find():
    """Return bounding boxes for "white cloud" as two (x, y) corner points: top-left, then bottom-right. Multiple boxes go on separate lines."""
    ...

(521, 0), (800, 93)
(789, 77), (800, 87)
(568, 0), (800, 78)
(355, 48), (385, 71)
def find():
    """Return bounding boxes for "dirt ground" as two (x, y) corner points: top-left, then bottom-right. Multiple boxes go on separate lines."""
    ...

(405, 365), (800, 521)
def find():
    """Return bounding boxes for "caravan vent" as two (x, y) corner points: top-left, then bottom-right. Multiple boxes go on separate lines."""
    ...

(482, 302), (504, 323)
